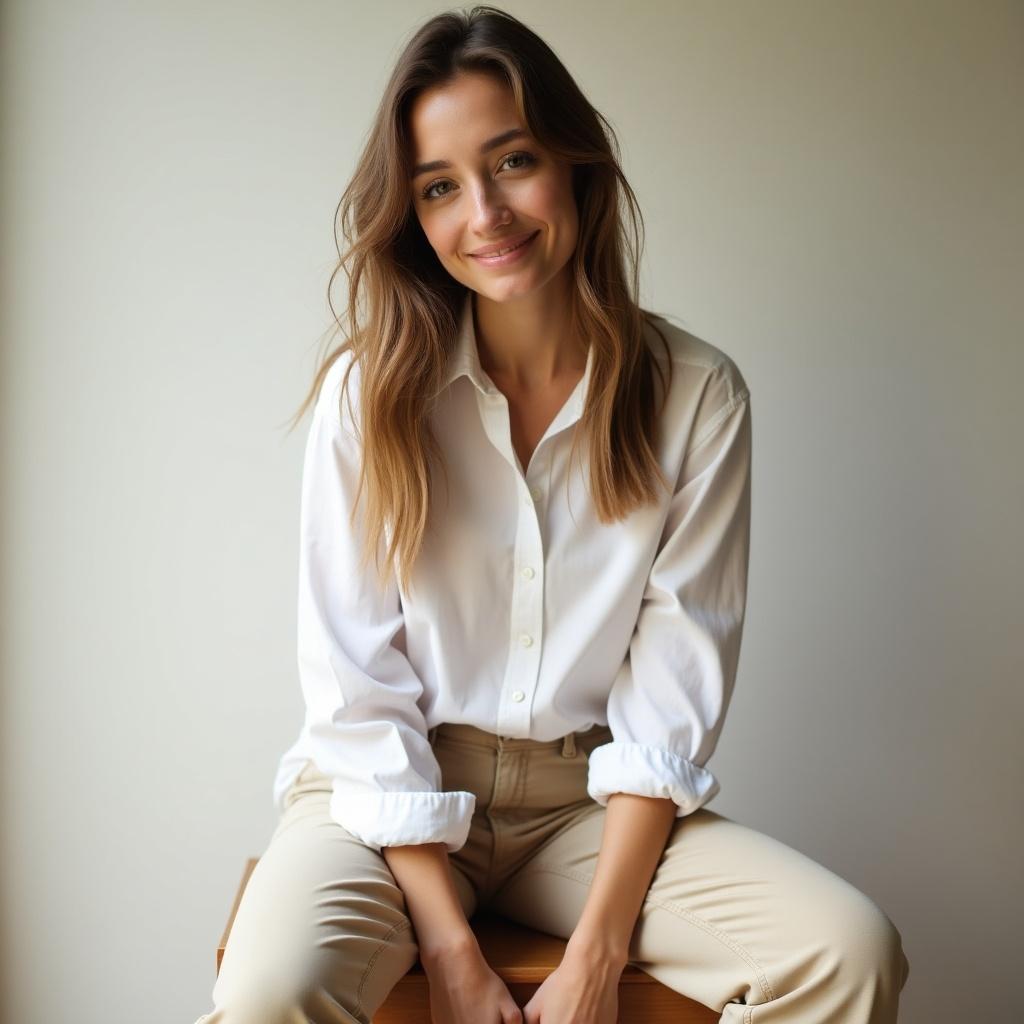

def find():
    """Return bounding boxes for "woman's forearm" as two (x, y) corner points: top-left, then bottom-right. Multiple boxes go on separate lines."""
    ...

(382, 843), (477, 964)
(569, 793), (678, 962)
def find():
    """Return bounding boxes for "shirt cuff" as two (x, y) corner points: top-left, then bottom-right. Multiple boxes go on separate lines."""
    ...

(329, 788), (477, 853)
(586, 741), (720, 816)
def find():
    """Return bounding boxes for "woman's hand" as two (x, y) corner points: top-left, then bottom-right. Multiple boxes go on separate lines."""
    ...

(422, 938), (524, 1024)
(521, 939), (625, 1023)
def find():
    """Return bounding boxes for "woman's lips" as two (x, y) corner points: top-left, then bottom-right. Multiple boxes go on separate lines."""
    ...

(468, 230), (540, 267)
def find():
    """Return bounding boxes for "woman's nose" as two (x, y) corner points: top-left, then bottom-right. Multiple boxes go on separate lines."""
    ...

(468, 182), (513, 232)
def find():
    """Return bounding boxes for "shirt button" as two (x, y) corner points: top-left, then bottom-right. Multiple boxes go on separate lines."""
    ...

(530, 487), (542, 501)
(519, 633), (533, 647)
(512, 690), (525, 702)
(521, 566), (535, 579)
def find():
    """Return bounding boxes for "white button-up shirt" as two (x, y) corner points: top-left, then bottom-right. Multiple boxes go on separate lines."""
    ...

(272, 291), (752, 853)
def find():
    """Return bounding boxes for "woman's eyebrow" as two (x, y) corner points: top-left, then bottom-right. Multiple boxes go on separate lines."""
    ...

(411, 128), (529, 179)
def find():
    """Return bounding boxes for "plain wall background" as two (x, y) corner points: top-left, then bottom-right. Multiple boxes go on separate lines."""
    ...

(1, 1), (1020, 1021)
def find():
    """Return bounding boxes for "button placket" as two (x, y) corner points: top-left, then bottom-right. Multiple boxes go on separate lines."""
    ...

(496, 467), (545, 736)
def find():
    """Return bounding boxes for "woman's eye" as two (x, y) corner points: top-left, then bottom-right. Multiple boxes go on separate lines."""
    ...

(421, 179), (453, 200)
(503, 151), (534, 171)
(420, 150), (536, 201)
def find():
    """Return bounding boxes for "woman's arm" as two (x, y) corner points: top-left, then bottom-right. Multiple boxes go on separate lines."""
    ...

(517, 795), (677, 1023)
(292, 355), (475, 853)
(577, 366), (753, 959)
(383, 844), (526, 1024)
(566, 794), (678, 963)
(381, 843), (476, 961)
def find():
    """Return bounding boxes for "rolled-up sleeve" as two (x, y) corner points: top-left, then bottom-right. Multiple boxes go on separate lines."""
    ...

(587, 365), (752, 817)
(297, 357), (475, 852)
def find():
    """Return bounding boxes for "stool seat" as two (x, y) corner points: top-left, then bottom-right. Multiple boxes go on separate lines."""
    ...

(219, 858), (717, 1023)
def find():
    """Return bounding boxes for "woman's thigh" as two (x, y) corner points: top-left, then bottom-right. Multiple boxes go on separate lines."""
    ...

(487, 803), (910, 1023)
(201, 760), (477, 1024)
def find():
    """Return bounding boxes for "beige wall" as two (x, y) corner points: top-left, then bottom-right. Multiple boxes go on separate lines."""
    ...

(1, 2), (1020, 1021)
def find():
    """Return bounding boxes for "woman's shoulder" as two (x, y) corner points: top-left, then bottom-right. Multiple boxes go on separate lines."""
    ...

(642, 312), (750, 408)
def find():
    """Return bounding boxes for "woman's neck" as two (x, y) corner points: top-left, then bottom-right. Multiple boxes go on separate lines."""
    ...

(472, 280), (587, 393)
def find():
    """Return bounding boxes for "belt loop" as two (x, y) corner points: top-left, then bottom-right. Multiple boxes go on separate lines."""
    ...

(561, 731), (577, 758)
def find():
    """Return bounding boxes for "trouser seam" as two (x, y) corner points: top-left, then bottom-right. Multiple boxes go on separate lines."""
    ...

(355, 918), (414, 1022)
(516, 863), (776, 1008)
(516, 749), (530, 805)
(481, 746), (504, 901)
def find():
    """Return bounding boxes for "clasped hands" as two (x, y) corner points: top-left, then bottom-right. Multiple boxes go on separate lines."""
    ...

(423, 931), (625, 1024)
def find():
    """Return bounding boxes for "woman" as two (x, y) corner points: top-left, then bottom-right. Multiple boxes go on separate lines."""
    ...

(196, 6), (909, 1023)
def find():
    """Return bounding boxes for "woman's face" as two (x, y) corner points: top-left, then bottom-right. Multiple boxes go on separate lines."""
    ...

(408, 71), (579, 304)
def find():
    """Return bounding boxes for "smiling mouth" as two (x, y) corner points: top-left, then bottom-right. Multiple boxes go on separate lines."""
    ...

(471, 231), (539, 259)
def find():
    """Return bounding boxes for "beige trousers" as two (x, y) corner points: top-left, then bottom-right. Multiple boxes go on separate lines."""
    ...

(195, 723), (910, 1023)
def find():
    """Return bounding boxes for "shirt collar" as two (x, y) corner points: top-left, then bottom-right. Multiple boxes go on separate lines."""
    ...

(444, 290), (594, 418)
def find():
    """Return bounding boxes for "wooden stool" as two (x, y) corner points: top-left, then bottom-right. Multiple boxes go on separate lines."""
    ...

(218, 857), (717, 1023)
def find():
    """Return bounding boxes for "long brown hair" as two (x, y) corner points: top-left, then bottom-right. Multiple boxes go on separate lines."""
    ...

(286, 5), (674, 595)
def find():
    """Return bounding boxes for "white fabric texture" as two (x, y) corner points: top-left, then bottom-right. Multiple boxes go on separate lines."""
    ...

(272, 289), (752, 853)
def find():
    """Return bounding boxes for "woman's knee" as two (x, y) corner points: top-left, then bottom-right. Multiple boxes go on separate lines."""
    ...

(210, 959), (335, 1023)
(202, 986), (317, 1024)
(816, 886), (909, 989)
(202, 988), (358, 1024)
(210, 919), (419, 1024)
(210, 864), (418, 1022)
(210, 958), (377, 1024)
